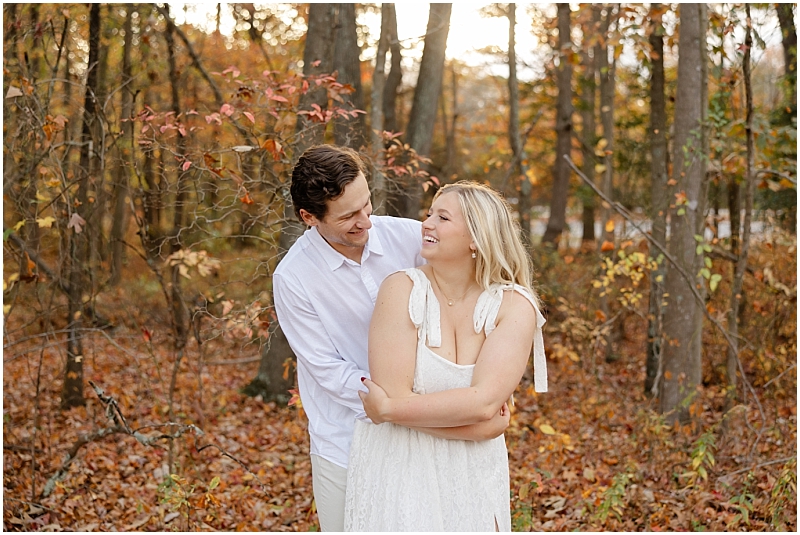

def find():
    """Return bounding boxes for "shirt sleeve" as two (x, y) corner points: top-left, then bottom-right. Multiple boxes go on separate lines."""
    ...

(273, 271), (368, 419)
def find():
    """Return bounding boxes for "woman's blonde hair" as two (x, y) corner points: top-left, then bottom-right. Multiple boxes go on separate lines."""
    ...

(432, 181), (540, 307)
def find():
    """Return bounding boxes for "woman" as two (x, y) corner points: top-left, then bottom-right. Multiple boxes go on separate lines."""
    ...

(344, 181), (548, 531)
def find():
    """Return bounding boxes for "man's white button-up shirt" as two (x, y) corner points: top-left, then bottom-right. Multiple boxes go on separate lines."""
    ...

(273, 215), (424, 468)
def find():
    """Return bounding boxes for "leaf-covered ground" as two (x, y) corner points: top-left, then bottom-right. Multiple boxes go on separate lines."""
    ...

(3, 235), (797, 531)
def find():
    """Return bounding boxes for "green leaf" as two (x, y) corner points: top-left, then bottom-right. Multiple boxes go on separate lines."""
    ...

(677, 208), (686, 216)
(698, 465), (708, 480)
(2, 228), (13, 241)
(209, 476), (220, 490)
(696, 245), (704, 255)
(694, 234), (704, 242)
(703, 244), (712, 253)
(710, 274), (722, 292)
(700, 268), (711, 280)
(704, 257), (712, 269)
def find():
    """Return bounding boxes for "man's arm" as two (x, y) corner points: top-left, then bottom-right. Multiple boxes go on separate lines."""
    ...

(274, 272), (368, 417)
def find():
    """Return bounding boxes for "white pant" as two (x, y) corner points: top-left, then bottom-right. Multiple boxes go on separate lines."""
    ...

(310, 454), (348, 532)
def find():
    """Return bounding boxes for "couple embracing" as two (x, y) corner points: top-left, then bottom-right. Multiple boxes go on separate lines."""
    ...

(273, 145), (548, 532)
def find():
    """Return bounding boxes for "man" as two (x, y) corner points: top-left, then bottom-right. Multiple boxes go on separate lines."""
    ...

(274, 145), (508, 531)
(273, 145), (424, 531)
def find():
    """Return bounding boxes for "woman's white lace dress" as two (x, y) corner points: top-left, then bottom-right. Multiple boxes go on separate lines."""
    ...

(344, 268), (547, 532)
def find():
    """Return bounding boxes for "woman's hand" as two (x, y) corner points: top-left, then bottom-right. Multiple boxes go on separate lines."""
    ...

(358, 377), (390, 424)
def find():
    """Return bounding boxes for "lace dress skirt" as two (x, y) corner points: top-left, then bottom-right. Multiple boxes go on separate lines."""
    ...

(344, 344), (511, 532)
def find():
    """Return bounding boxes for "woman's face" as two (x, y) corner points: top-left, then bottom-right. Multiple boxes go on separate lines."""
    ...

(420, 191), (474, 262)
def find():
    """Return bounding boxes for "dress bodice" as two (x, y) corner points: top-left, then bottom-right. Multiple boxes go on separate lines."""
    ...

(401, 268), (548, 394)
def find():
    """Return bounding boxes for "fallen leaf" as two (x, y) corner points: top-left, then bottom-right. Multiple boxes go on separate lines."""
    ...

(539, 424), (556, 435)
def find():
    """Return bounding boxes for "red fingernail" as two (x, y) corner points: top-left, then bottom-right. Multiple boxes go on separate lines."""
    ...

(360, 377), (366, 382)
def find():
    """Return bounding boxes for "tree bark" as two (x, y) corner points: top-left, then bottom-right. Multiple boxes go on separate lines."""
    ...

(597, 5), (616, 251)
(727, 5), (756, 403)
(542, 4), (574, 246)
(645, 3), (669, 398)
(776, 3), (796, 118)
(244, 4), (337, 402)
(332, 3), (367, 149)
(62, 3), (102, 409)
(164, 4), (189, 350)
(382, 5), (402, 137)
(507, 4), (531, 246)
(138, 7), (161, 256)
(370, 3), (391, 214)
(92, 5), (112, 265)
(401, 3), (452, 220)
(110, 5), (135, 286)
(579, 6), (600, 243)
(660, 4), (708, 423)
(444, 62), (459, 180)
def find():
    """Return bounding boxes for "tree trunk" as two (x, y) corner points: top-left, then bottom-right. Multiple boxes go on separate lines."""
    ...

(507, 4), (531, 246)
(138, 8), (161, 256)
(776, 3), (796, 118)
(645, 3), (669, 398)
(444, 62), (459, 180)
(542, 4), (574, 246)
(332, 3), (367, 149)
(244, 4), (337, 401)
(110, 5), (135, 286)
(27, 5), (41, 81)
(62, 4), (102, 409)
(92, 5), (111, 266)
(597, 5), (616, 251)
(579, 6), (600, 243)
(596, 5), (617, 361)
(660, 4), (708, 423)
(370, 4), (391, 214)
(164, 4), (189, 350)
(727, 5), (756, 403)
(382, 4), (402, 137)
(401, 3), (452, 220)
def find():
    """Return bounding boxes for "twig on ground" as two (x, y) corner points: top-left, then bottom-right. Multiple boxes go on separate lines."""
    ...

(763, 363), (797, 389)
(718, 455), (797, 480)
(203, 355), (262, 366)
(40, 379), (271, 499)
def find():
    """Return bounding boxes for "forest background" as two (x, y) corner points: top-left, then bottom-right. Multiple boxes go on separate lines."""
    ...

(2, 2), (797, 531)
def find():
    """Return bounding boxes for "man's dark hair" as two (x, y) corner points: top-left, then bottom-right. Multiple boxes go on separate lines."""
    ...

(290, 145), (368, 220)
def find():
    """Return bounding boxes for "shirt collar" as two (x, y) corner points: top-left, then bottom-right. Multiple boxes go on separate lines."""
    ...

(307, 216), (384, 271)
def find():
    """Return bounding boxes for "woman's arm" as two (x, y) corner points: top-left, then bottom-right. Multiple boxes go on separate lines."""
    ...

(366, 273), (510, 440)
(407, 403), (510, 441)
(361, 289), (536, 427)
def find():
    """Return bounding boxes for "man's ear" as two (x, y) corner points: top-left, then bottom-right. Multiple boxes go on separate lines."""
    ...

(299, 209), (319, 227)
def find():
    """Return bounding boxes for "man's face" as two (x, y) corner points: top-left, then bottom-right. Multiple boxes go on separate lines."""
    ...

(300, 172), (373, 258)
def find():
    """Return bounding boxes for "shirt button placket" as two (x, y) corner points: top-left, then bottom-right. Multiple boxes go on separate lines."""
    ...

(361, 268), (379, 303)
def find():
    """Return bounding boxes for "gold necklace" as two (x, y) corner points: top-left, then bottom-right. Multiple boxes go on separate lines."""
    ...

(431, 270), (473, 306)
